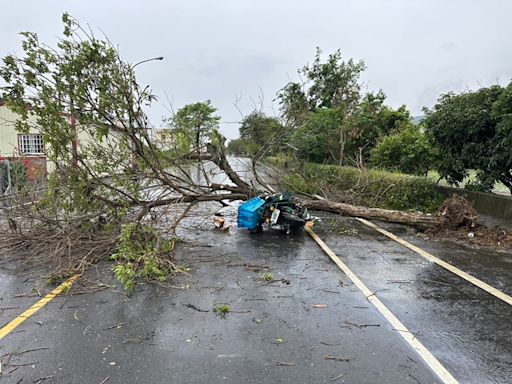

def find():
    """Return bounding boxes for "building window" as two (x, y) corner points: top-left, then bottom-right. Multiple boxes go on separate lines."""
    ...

(18, 134), (45, 155)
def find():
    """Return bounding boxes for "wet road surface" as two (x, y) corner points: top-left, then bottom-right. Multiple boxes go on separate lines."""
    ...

(0, 211), (511, 383)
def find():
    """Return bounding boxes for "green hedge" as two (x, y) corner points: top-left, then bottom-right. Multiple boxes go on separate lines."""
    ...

(267, 159), (443, 213)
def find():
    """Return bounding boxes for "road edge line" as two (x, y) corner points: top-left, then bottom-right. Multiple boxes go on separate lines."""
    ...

(356, 218), (512, 306)
(305, 226), (459, 384)
(0, 274), (79, 340)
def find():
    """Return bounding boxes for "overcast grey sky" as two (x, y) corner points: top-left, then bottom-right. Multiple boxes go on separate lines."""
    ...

(1, 0), (511, 139)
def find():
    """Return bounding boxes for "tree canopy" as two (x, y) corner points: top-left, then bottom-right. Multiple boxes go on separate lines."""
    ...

(274, 49), (412, 166)
(169, 101), (220, 151)
(369, 125), (435, 175)
(0, 14), (249, 289)
(424, 84), (512, 193)
(277, 48), (365, 126)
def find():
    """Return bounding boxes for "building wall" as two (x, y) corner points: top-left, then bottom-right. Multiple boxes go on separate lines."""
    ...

(0, 104), (43, 157)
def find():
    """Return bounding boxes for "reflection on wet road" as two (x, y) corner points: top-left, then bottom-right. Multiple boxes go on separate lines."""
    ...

(315, 215), (512, 384)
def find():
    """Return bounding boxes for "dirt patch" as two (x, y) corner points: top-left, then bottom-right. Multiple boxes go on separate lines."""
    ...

(420, 195), (512, 250)
(428, 225), (512, 250)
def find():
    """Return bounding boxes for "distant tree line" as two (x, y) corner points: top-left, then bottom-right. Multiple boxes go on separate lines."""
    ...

(227, 48), (433, 176)
(169, 48), (512, 194)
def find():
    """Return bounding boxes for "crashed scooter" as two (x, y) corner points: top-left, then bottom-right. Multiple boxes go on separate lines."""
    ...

(237, 191), (312, 234)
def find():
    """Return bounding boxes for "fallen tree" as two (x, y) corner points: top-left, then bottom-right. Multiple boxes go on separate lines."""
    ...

(0, 14), (487, 290)
(299, 194), (479, 230)
(300, 199), (439, 229)
(0, 15), (258, 288)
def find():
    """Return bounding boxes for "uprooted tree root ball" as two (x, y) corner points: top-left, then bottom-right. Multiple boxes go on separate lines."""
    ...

(436, 194), (479, 229)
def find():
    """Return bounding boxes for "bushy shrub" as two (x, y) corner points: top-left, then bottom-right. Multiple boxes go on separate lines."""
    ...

(369, 126), (435, 175)
(281, 162), (443, 213)
(0, 160), (27, 193)
(110, 223), (178, 290)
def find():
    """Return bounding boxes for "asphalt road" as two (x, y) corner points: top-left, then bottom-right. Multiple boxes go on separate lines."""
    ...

(0, 210), (511, 384)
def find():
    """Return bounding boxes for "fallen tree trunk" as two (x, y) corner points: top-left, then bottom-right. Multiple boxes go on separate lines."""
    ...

(202, 148), (477, 231)
(298, 199), (441, 229)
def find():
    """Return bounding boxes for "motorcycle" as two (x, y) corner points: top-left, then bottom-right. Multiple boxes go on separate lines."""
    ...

(237, 191), (312, 234)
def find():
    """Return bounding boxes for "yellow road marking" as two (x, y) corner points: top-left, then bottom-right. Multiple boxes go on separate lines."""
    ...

(305, 226), (459, 384)
(0, 275), (79, 340)
(356, 218), (512, 306)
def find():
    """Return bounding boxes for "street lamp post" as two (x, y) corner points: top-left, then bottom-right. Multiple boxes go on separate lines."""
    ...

(129, 56), (164, 170)
(132, 56), (164, 69)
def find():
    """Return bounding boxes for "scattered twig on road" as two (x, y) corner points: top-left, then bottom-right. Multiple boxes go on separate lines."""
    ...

(0, 306), (19, 311)
(226, 262), (269, 272)
(343, 320), (380, 329)
(99, 377), (110, 384)
(184, 303), (209, 312)
(322, 354), (350, 362)
(186, 257), (226, 264)
(320, 289), (339, 294)
(15, 347), (50, 356)
(33, 375), (53, 384)
(263, 278), (291, 286)
(12, 293), (38, 298)
(275, 361), (295, 366)
(102, 322), (126, 330)
(420, 278), (452, 287)
(330, 373), (346, 382)
(83, 325), (92, 336)
(365, 288), (390, 299)
(320, 341), (341, 346)
(10, 361), (38, 367)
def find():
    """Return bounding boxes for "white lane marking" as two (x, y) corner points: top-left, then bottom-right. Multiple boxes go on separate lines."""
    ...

(305, 226), (459, 384)
(356, 218), (512, 306)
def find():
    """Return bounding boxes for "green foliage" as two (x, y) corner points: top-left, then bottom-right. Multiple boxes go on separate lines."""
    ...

(110, 223), (177, 290)
(168, 101), (220, 151)
(424, 84), (512, 193)
(213, 304), (230, 316)
(237, 112), (284, 155)
(239, 112), (282, 145)
(0, 160), (27, 193)
(281, 162), (443, 213)
(227, 138), (258, 156)
(0, 13), (159, 220)
(464, 179), (492, 193)
(260, 273), (273, 282)
(276, 82), (309, 126)
(275, 49), (413, 166)
(345, 92), (411, 158)
(370, 125), (435, 175)
(277, 48), (365, 125)
(291, 108), (344, 163)
(229, 112), (286, 156)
